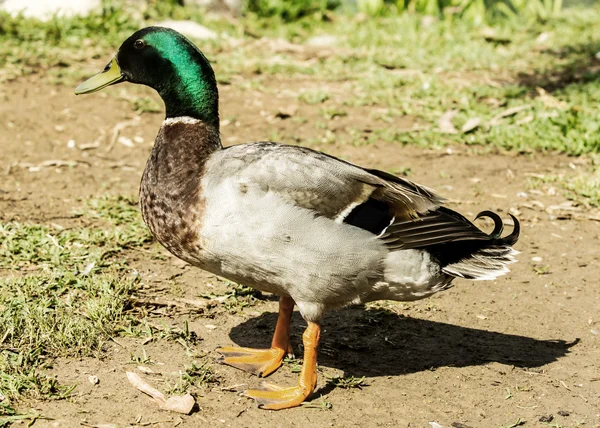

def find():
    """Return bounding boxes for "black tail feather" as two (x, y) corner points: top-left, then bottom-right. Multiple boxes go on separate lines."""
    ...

(439, 211), (520, 280)
(475, 210), (504, 238)
(473, 210), (520, 245)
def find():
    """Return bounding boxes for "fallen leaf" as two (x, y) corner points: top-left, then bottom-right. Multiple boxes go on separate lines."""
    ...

(81, 262), (95, 276)
(509, 207), (521, 216)
(461, 117), (481, 133)
(488, 105), (531, 126)
(536, 32), (551, 44)
(546, 202), (581, 213)
(117, 136), (134, 148)
(438, 110), (458, 134)
(536, 87), (567, 109)
(78, 142), (100, 150)
(162, 395), (196, 414)
(515, 115), (534, 126)
(275, 105), (298, 119)
(480, 27), (511, 44)
(126, 372), (195, 415)
(127, 372), (166, 405)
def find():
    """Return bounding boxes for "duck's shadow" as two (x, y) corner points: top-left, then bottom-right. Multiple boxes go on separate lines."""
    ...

(229, 306), (577, 379)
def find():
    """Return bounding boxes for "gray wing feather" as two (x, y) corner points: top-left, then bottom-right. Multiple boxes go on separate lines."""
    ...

(214, 142), (443, 219)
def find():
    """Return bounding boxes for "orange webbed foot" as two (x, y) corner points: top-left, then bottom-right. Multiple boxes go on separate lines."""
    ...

(216, 346), (286, 377)
(245, 382), (312, 410)
(246, 322), (321, 410)
(216, 296), (294, 377)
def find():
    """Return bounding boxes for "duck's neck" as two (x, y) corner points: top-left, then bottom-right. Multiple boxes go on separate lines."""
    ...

(160, 77), (220, 132)
(160, 116), (222, 152)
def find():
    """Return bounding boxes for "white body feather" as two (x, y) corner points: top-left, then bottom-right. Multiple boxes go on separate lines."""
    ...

(187, 171), (448, 322)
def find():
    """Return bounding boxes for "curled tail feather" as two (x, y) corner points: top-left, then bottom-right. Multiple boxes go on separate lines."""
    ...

(441, 211), (520, 280)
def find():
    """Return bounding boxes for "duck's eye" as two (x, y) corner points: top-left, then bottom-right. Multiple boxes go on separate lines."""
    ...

(134, 39), (146, 50)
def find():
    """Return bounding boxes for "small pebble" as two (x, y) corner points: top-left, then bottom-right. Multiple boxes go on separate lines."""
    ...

(118, 136), (134, 148)
(67, 139), (76, 149)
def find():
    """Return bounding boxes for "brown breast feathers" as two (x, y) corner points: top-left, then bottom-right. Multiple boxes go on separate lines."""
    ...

(139, 117), (221, 261)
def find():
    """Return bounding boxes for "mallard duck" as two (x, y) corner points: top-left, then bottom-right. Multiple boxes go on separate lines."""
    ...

(75, 27), (520, 410)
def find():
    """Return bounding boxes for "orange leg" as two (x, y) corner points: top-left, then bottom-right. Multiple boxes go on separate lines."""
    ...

(245, 322), (321, 410)
(216, 296), (294, 377)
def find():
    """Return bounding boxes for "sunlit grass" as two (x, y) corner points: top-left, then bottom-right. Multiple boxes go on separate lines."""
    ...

(0, 194), (152, 405)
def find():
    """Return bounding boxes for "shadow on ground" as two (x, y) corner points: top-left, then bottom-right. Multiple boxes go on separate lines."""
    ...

(229, 307), (577, 379)
(517, 42), (600, 93)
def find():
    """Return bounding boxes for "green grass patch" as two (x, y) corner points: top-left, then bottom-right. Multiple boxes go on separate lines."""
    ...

(0, 221), (150, 273)
(246, 7), (600, 156)
(0, 195), (152, 406)
(564, 169), (600, 207)
(0, 402), (49, 427)
(200, 280), (267, 314)
(2, 0), (600, 157)
(164, 360), (218, 396)
(80, 194), (149, 227)
(0, 195), (222, 410)
(0, 0), (233, 83)
(526, 160), (600, 207)
(0, 272), (137, 402)
(326, 374), (367, 389)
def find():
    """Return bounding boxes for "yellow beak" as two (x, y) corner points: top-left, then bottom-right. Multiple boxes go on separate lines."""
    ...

(75, 58), (124, 95)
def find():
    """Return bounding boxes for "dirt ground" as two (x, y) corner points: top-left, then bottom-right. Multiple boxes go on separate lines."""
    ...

(1, 75), (599, 428)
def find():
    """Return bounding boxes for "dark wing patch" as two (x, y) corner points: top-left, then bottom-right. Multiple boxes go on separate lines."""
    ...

(343, 198), (394, 235)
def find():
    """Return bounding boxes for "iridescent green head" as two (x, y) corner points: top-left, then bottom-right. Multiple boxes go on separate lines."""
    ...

(76, 26), (219, 129)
